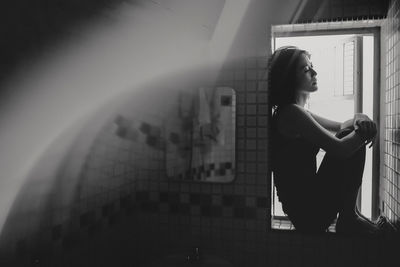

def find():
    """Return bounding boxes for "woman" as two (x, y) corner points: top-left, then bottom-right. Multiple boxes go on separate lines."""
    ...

(269, 46), (379, 235)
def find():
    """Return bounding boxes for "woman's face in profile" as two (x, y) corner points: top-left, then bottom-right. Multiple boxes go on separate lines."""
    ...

(295, 53), (318, 93)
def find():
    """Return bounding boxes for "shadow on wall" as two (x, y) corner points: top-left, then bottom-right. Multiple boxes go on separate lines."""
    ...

(0, 100), (112, 258)
(0, 65), (240, 265)
(0, 0), (138, 83)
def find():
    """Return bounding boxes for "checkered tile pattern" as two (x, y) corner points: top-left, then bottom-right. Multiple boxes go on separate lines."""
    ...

(381, 0), (400, 222)
(11, 189), (268, 255)
(171, 162), (235, 181)
(136, 191), (267, 218)
(114, 115), (165, 150)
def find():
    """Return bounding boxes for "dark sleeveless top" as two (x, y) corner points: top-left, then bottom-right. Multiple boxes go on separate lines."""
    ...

(271, 108), (320, 211)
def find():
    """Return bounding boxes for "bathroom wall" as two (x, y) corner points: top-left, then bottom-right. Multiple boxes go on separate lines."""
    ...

(165, 87), (236, 183)
(0, 0), (134, 82)
(380, 0), (400, 222)
(0, 60), (271, 266)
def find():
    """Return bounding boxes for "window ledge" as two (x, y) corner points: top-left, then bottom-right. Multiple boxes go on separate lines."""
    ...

(271, 216), (337, 233)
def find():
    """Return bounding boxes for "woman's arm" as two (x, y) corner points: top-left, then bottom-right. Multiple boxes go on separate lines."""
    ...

(277, 104), (367, 158)
(340, 118), (354, 130)
(306, 111), (342, 132)
(307, 110), (360, 132)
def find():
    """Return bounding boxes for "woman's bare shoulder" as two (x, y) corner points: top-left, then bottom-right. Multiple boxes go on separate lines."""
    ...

(277, 104), (307, 121)
(275, 104), (307, 137)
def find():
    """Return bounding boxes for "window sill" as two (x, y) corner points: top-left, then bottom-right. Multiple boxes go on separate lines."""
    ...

(271, 216), (337, 233)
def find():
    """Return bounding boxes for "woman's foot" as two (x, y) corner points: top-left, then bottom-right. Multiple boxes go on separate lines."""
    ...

(375, 215), (398, 238)
(355, 207), (377, 227)
(336, 213), (380, 236)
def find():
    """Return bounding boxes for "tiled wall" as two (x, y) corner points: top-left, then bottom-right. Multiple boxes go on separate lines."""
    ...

(294, 0), (389, 23)
(78, 57), (271, 266)
(0, 58), (271, 266)
(381, 0), (400, 222)
(165, 87), (236, 182)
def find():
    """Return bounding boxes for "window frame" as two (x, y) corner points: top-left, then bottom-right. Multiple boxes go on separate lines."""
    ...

(268, 21), (382, 231)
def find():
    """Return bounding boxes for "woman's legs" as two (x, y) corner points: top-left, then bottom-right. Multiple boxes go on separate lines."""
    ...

(316, 128), (378, 234)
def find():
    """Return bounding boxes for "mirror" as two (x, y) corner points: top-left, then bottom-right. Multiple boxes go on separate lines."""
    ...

(165, 87), (236, 182)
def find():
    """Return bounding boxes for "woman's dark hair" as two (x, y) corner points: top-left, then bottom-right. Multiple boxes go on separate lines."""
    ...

(268, 46), (310, 111)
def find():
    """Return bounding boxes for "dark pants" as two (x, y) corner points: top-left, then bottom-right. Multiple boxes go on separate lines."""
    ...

(285, 128), (366, 233)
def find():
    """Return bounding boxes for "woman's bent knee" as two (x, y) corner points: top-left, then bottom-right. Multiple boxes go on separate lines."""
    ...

(335, 127), (353, 139)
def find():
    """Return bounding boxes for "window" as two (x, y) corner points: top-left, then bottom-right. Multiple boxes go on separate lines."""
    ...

(270, 21), (382, 230)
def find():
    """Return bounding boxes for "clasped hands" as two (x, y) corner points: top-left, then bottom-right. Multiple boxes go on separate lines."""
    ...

(353, 113), (377, 147)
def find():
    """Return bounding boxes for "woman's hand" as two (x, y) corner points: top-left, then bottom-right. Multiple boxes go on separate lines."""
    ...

(353, 113), (377, 147)
(353, 113), (371, 127)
